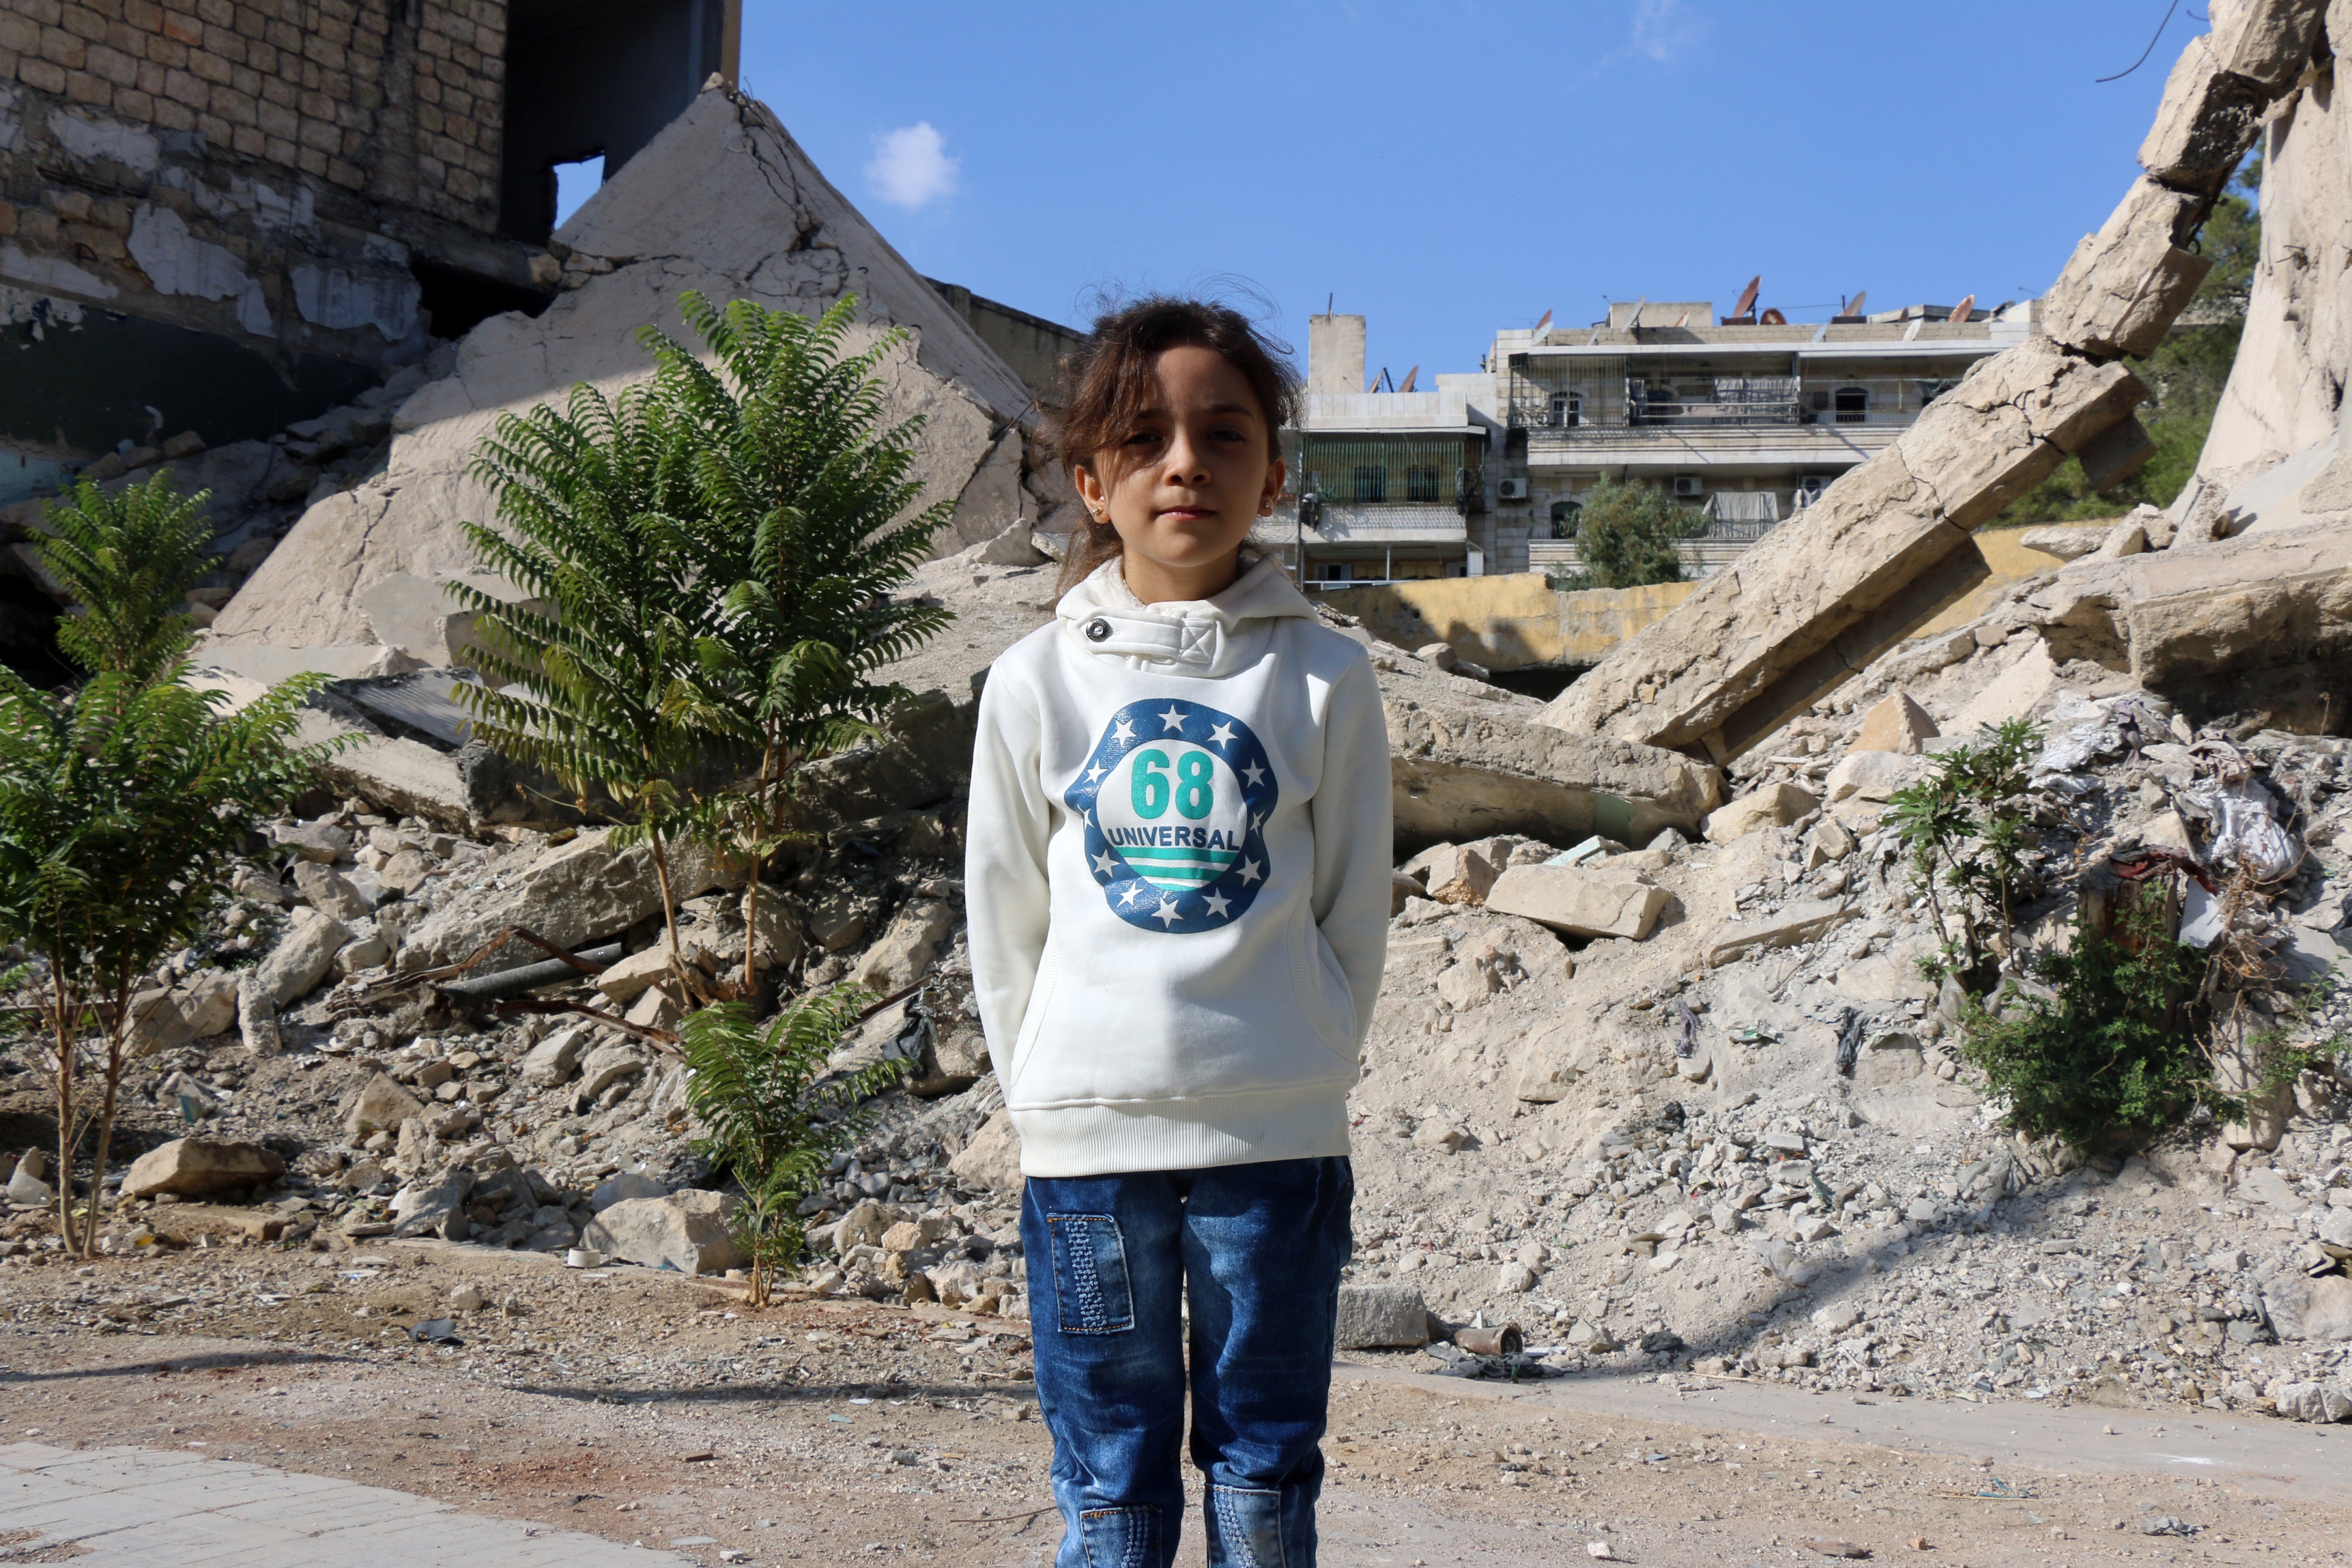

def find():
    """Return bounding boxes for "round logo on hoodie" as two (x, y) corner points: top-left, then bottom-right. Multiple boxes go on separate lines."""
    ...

(1065, 699), (1277, 933)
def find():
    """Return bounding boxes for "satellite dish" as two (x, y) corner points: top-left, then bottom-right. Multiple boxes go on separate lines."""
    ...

(1759, 307), (1787, 326)
(1845, 290), (1867, 317)
(1731, 275), (1760, 317)
(1533, 308), (1554, 334)
(1399, 365), (1420, 393)
(1949, 294), (1976, 324)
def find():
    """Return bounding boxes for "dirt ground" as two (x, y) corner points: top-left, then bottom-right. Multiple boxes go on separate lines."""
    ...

(2, 1237), (2349, 1566)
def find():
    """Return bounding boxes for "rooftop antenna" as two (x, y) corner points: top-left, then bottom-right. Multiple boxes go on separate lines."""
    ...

(1730, 275), (1760, 319)
(1325, 292), (1334, 314)
(1949, 293), (1976, 324)
(1398, 365), (1420, 393)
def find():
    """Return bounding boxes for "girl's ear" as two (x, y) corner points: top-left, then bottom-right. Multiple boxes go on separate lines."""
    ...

(1260, 457), (1288, 517)
(1071, 460), (1109, 523)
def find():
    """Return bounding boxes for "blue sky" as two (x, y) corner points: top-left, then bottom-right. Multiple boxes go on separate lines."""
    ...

(704, 0), (2198, 382)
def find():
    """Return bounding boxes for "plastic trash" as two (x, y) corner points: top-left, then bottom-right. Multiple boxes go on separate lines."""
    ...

(2208, 784), (2298, 882)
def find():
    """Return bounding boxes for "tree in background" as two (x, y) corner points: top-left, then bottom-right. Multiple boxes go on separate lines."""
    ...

(647, 293), (956, 997)
(1546, 476), (1704, 591)
(453, 380), (720, 981)
(32, 472), (215, 684)
(1992, 159), (2261, 526)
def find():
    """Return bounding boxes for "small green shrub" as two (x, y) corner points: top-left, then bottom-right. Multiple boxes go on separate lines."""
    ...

(680, 988), (908, 1304)
(34, 471), (215, 683)
(1548, 477), (1703, 591)
(1957, 888), (2213, 1148)
(1886, 718), (2041, 984)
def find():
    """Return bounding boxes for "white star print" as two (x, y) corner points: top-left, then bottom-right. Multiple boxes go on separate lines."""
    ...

(1202, 891), (1231, 918)
(1250, 812), (1264, 831)
(1153, 898), (1182, 927)
(1113, 718), (1136, 743)
(1157, 705), (1188, 732)
(1237, 858), (1263, 885)
(1241, 760), (1265, 787)
(1206, 720), (1237, 748)
(1085, 762), (1106, 783)
(1120, 881), (1149, 907)
(1092, 849), (1120, 878)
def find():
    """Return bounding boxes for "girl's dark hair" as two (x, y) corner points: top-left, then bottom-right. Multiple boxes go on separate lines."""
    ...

(1045, 295), (1300, 592)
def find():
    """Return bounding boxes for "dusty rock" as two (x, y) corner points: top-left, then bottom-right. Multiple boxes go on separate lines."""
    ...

(275, 822), (350, 863)
(392, 1174), (472, 1240)
(290, 862), (372, 919)
(1336, 1283), (1430, 1348)
(134, 973), (239, 1051)
(2136, 32), (2275, 196)
(583, 1190), (749, 1276)
(254, 908), (350, 1005)
(947, 1109), (1023, 1194)
(2040, 177), (2213, 360)
(342, 1073), (426, 1139)
(1702, 899), (1859, 965)
(235, 976), (279, 1056)
(1704, 784), (1817, 844)
(572, 1042), (648, 1107)
(2261, 1273), (2352, 1342)
(1851, 690), (1937, 755)
(2019, 525), (2107, 562)
(120, 1137), (285, 1199)
(1408, 842), (1500, 906)
(399, 828), (742, 974)
(1824, 750), (1921, 805)
(1485, 865), (1668, 941)
(849, 899), (958, 994)
(517, 1024), (594, 1088)
(592, 1169), (667, 1212)
(591, 946), (674, 1006)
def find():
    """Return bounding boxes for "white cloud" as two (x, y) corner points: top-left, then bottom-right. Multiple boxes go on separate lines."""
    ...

(865, 122), (959, 210)
(1631, 0), (1706, 61)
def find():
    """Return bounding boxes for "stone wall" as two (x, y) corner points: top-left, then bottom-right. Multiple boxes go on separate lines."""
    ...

(0, 0), (542, 469)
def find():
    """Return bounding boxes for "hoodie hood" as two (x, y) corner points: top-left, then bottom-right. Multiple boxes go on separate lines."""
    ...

(1054, 553), (1317, 677)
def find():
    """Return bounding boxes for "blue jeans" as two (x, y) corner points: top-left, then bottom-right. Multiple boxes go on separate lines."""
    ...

(1022, 1157), (1353, 1568)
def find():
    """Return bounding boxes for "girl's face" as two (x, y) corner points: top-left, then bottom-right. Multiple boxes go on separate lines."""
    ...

(1073, 345), (1286, 604)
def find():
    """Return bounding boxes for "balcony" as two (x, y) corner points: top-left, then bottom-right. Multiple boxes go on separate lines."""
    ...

(1293, 500), (1469, 545)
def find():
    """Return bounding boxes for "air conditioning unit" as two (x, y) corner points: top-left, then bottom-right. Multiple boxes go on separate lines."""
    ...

(1671, 475), (1704, 498)
(1496, 478), (1529, 501)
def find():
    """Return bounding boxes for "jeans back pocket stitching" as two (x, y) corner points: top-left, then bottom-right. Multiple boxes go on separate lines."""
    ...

(1048, 1212), (1132, 1334)
(1209, 1484), (1286, 1568)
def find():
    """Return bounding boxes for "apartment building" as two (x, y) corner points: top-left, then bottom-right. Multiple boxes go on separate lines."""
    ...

(1283, 295), (2034, 586)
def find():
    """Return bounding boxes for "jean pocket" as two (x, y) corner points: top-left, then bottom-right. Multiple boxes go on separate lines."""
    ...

(1045, 1212), (1135, 1334)
(1078, 1504), (1159, 1567)
(1207, 1484), (1288, 1568)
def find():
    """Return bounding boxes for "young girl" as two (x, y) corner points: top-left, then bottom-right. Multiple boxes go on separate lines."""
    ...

(965, 298), (1391, 1567)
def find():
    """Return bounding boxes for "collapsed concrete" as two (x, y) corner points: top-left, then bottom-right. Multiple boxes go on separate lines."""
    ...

(1541, 0), (2321, 764)
(204, 80), (1059, 670)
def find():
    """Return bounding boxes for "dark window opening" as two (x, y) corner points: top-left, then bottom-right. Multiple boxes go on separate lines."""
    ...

(410, 259), (557, 339)
(1404, 464), (1440, 503)
(1834, 385), (1869, 424)
(1549, 500), (1582, 539)
(1352, 465), (1387, 503)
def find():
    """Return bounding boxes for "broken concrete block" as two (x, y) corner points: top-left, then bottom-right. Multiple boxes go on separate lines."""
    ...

(2262, 1272), (2352, 1342)
(254, 907), (350, 1005)
(1824, 749), (1921, 805)
(591, 946), (675, 1006)
(342, 1072), (426, 1139)
(947, 1108), (1023, 1194)
(275, 822), (350, 863)
(120, 1137), (285, 1200)
(236, 975), (279, 1056)
(134, 972), (239, 1052)
(518, 1024), (595, 1087)
(850, 898), (958, 994)
(582, 1189), (748, 1276)
(2206, 0), (2328, 91)
(2092, 519), (2151, 560)
(1485, 864), (1669, 941)
(1852, 690), (1938, 755)
(2019, 526), (2106, 562)
(2138, 33), (2274, 194)
(1336, 1283), (1430, 1349)
(1803, 818), (1856, 868)
(1409, 842), (1499, 906)
(1703, 783), (1817, 844)
(2079, 414), (2160, 493)
(626, 985), (682, 1032)
(399, 826), (741, 976)
(290, 861), (372, 920)
(2040, 177), (2214, 359)
(1702, 899), (1859, 965)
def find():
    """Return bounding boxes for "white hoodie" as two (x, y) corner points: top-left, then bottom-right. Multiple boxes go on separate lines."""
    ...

(964, 554), (1393, 1177)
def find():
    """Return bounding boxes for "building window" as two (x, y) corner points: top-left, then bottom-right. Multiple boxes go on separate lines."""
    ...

(1834, 385), (1868, 424)
(1320, 562), (1354, 582)
(1404, 464), (1440, 503)
(1549, 392), (1581, 428)
(1352, 465), (1387, 503)
(1549, 500), (1582, 539)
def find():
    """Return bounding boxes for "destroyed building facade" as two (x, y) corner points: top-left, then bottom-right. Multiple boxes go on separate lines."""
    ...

(1282, 297), (2030, 588)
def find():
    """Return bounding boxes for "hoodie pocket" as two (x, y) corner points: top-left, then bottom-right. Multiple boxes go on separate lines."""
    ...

(1005, 938), (1062, 1093)
(1289, 899), (1360, 1064)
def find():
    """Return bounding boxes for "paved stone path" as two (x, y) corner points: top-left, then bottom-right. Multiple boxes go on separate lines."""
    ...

(0, 1442), (694, 1566)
